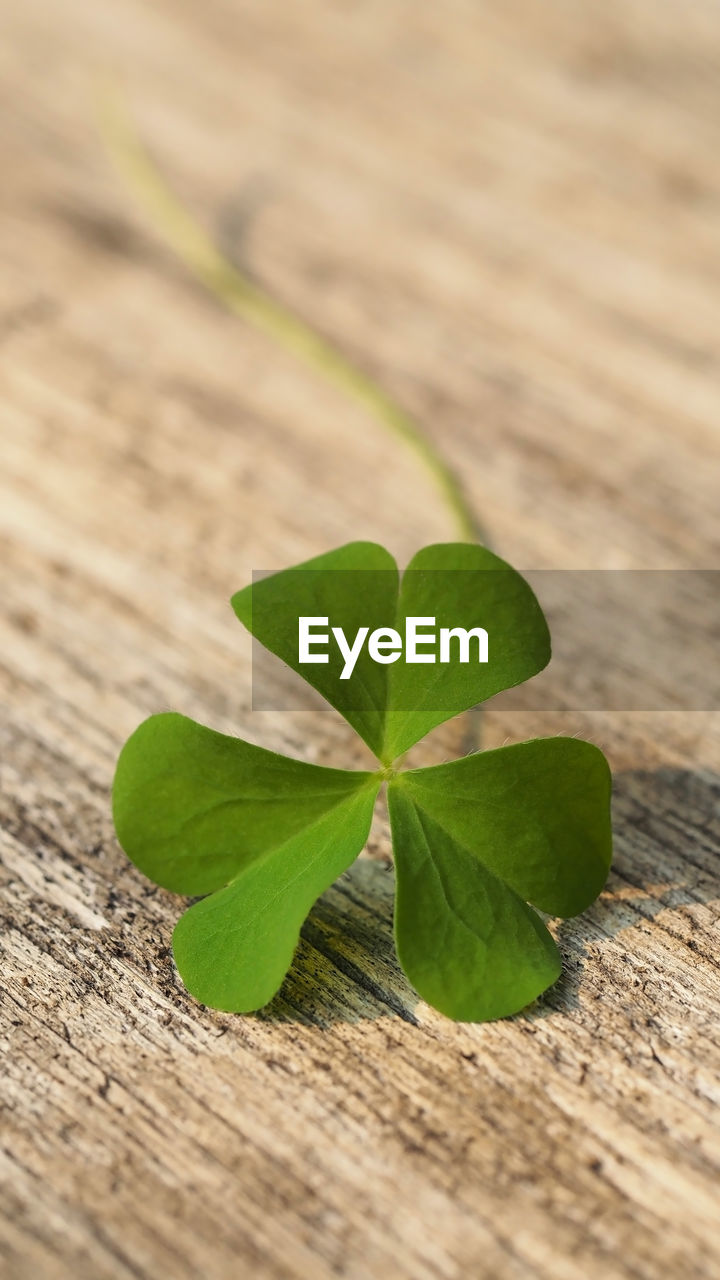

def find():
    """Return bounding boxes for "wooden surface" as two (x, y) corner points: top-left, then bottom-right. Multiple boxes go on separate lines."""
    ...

(2, 2), (720, 1277)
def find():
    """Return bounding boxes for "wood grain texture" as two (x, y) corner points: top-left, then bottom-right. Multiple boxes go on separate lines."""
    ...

(1, 1), (719, 1277)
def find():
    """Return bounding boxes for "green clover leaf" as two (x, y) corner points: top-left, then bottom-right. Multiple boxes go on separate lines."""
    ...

(113, 542), (612, 1021)
(231, 541), (550, 763)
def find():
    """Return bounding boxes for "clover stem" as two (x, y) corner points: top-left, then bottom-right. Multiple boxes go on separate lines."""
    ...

(98, 88), (482, 545)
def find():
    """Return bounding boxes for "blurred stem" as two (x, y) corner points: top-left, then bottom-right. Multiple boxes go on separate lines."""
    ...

(98, 90), (481, 544)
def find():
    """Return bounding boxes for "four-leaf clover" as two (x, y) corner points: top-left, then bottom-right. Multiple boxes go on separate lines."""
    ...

(113, 542), (612, 1021)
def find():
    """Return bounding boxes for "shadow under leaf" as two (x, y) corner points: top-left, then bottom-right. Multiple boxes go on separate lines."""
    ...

(531, 765), (720, 1019)
(257, 856), (418, 1026)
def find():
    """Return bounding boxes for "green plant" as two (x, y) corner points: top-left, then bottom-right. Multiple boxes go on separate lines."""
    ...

(113, 541), (612, 1021)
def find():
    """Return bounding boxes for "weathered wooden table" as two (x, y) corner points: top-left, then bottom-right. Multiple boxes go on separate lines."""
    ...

(2, 2), (719, 1276)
